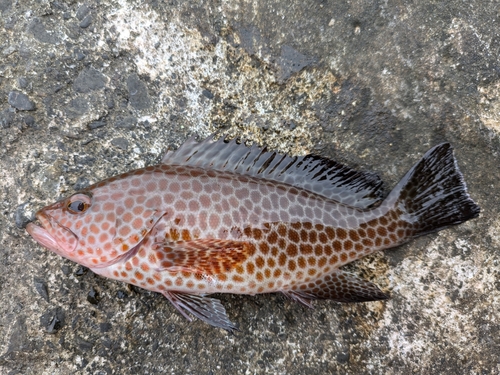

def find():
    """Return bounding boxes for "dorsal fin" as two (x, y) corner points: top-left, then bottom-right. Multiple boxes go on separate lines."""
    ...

(161, 135), (384, 209)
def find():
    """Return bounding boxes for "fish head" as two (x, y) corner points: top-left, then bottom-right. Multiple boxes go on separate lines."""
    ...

(26, 184), (160, 269)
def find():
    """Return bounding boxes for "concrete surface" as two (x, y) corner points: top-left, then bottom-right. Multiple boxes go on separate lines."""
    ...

(1, 0), (499, 374)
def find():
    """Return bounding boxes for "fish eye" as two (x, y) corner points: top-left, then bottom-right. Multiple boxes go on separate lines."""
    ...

(66, 193), (92, 214)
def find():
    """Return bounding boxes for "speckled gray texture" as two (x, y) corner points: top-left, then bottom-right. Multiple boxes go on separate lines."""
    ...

(1, 0), (499, 374)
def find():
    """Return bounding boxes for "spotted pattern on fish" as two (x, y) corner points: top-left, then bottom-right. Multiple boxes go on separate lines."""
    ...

(27, 137), (480, 331)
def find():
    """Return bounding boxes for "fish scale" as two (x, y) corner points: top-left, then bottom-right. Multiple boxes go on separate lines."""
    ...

(27, 137), (480, 331)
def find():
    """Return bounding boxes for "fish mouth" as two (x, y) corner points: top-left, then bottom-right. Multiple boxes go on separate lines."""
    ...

(26, 212), (78, 255)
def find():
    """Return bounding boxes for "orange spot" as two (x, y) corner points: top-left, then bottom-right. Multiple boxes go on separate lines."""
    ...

(132, 258), (139, 267)
(387, 222), (397, 232)
(314, 244), (323, 256)
(309, 231), (317, 243)
(330, 255), (339, 264)
(288, 260), (296, 271)
(273, 269), (282, 278)
(113, 270), (119, 277)
(286, 243), (298, 257)
(340, 253), (348, 262)
(268, 232), (278, 244)
(122, 244), (129, 252)
(100, 256), (108, 263)
(301, 243), (313, 254)
(181, 229), (191, 241)
(259, 242), (269, 254)
(147, 278), (155, 285)
(362, 239), (374, 247)
(256, 272), (264, 282)
(324, 245), (333, 256)
(134, 271), (144, 280)
(318, 257), (327, 267)
(278, 253), (287, 266)
(246, 263), (255, 274)
(141, 263), (150, 272)
(325, 227), (335, 240)
(90, 224), (99, 234)
(125, 262), (133, 271)
(267, 258), (276, 268)
(255, 256), (265, 268)
(252, 228), (263, 240)
(232, 275), (244, 283)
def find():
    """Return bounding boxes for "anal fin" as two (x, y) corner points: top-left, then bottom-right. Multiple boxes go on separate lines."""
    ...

(285, 270), (389, 306)
(163, 291), (238, 332)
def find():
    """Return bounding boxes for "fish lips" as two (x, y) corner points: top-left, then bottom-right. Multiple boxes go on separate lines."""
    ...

(26, 211), (78, 255)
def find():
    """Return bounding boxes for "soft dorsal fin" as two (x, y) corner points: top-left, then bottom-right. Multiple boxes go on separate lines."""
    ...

(161, 135), (384, 209)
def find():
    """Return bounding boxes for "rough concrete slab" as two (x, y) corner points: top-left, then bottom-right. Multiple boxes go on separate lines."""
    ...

(1, 0), (499, 374)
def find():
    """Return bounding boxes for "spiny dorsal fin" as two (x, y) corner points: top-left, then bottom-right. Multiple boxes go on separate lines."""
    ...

(161, 135), (384, 209)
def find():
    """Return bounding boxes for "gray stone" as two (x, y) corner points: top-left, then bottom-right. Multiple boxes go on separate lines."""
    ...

(0, 107), (14, 128)
(33, 278), (49, 302)
(76, 4), (90, 21)
(73, 68), (106, 93)
(115, 116), (137, 129)
(79, 15), (92, 29)
(17, 77), (28, 88)
(14, 202), (32, 229)
(0, 0), (11, 13)
(126, 73), (151, 110)
(111, 137), (129, 150)
(28, 18), (60, 44)
(64, 97), (88, 118)
(8, 91), (36, 111)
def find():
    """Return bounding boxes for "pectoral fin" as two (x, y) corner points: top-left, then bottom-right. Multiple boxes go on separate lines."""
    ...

(284, 270), (389, 307)
(163, 291), (238, 332)
(153, 239), (252, 275)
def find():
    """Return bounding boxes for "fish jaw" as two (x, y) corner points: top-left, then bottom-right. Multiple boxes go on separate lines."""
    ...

(26, 211), (78, 257)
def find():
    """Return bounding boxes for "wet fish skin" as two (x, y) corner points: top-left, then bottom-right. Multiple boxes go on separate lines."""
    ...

(26, 137), (480, 331)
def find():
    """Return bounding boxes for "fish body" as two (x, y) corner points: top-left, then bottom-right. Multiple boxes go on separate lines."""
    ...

(27, 137), (480, 330)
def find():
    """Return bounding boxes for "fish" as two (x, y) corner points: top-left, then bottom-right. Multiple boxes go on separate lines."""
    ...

(26, 136), (480, 331)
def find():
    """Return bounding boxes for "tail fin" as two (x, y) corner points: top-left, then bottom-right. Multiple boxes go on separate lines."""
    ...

(387, 143), (480, 237)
